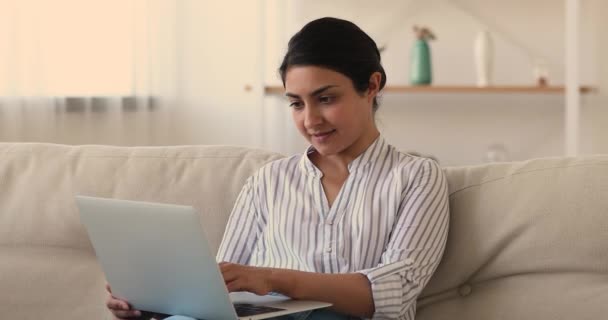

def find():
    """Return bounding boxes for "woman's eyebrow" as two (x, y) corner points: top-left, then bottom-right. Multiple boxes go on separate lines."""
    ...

(285, 85), (339, 99)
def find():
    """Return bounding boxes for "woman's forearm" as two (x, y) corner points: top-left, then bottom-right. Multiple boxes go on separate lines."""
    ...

(267, 268), (375, 318)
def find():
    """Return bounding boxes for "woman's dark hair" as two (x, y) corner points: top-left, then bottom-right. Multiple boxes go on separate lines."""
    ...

(279, 17), (387, 111)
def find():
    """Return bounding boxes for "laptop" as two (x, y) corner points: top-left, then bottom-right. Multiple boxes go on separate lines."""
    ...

(76, 196), (331, 320)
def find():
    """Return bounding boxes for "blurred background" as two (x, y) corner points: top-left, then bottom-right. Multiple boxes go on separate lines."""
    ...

(0, 0), (606, 166)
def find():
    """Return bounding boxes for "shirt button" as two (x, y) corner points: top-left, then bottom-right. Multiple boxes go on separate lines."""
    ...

(458, 284), (472, 297)
(326, 247), (332, 253)
(327, 221), (333, 225)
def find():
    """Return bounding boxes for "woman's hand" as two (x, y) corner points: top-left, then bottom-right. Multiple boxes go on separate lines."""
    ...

(105, 283), (142, 319)
(219, 262), (273, 295)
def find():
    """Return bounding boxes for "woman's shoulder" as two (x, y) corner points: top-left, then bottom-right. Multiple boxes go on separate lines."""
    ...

(388, 147), (443, 176)
(248, 153), (305, 181)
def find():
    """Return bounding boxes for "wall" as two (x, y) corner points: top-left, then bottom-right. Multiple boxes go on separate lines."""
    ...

(264, 0), (607, 166)
(172, 0), (265, 148)
(587, 0), (608, 154)
(0, 0), (605, 167)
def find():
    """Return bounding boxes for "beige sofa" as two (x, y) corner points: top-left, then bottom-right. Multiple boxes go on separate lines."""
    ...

(1, 143), (607, 320)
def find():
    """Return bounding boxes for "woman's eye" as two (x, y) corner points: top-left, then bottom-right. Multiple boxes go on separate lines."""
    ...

(319, 96), (334, 104)
(289, 101), (303, 109)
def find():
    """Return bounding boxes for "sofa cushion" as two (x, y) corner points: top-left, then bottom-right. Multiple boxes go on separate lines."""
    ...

(0, 246), (111, 319)
(417, 155), (608, 319)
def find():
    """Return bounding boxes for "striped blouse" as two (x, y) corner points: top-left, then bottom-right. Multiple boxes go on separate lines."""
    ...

(217, 136), (450, 320)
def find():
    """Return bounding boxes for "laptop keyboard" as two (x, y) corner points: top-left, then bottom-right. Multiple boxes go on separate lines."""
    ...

(234, 303), (286, 317)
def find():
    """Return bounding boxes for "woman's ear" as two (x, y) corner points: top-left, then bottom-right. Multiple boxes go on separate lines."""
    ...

(367, 72), (382, 102)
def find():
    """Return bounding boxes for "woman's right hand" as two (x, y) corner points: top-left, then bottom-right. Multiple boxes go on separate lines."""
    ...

(106, 283), (142, 319)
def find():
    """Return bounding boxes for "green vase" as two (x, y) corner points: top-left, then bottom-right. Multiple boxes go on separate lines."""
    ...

(410, 39), (432, 85)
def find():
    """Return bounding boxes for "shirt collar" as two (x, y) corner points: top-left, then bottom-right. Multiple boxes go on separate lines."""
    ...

(299, 135), (389, 177)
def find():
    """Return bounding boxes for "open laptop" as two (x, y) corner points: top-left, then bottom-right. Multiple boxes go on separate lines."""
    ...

(76, 196), (331, 320)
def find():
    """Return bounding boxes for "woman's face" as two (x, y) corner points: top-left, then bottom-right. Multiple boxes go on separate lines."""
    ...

(284, 66), (379, 158)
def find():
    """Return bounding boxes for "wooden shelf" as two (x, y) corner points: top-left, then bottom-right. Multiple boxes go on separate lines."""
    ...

(264, 85), (597, 95)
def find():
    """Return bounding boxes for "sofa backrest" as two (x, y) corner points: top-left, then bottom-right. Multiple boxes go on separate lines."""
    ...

(0, 143), (283, 254)
(417, 155), (608, 319)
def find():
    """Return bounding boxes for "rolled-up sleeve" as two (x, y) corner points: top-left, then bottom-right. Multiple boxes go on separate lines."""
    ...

(358, 159), (450, 319)
(216, 176), (263, 264)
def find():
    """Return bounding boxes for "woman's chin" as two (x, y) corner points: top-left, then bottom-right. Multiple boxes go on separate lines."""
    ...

(311, 143), (342, 157)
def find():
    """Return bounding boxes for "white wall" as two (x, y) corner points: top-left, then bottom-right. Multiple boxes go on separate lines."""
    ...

(264, 0), (607, 166)
(1, 0), (605, 167)
(171, 0), (265, 147)
(586, 0), (608, 154)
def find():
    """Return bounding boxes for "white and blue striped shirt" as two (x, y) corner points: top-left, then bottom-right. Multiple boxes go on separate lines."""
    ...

(217, 136), (450, 319)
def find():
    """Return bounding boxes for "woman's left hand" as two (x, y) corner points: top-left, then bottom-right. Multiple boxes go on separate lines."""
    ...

(219, 262), (274, 295)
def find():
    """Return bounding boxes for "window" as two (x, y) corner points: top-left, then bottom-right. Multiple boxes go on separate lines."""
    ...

(0, 0), (135, 96)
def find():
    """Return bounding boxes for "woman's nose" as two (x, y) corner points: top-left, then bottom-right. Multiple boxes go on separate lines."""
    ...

(304, 106), (323, 128)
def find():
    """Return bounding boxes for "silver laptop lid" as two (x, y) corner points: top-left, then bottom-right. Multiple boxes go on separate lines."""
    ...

(77, 195), (238, 320)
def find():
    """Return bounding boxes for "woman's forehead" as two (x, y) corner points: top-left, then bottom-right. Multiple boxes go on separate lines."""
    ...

(285, 66), (349, 92)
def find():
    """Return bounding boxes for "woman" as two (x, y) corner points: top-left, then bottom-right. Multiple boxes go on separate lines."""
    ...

(106, 17), (449, 320)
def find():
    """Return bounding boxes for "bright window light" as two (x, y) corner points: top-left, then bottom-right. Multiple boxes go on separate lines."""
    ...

(0, 0), (134, 96)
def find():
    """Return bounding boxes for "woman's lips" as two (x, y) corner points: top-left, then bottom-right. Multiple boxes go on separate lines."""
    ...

(311, 129), (336, 143)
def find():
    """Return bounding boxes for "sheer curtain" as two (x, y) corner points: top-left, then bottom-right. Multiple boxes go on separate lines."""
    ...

(0, 0), (177, 145)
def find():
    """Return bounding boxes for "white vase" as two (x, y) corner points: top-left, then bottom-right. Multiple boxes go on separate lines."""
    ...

(474, 30), (493, 87)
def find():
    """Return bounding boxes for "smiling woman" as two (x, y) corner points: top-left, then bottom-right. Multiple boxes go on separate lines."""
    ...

(283, 66), (381, 168)
(106, 17), (450, 320)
